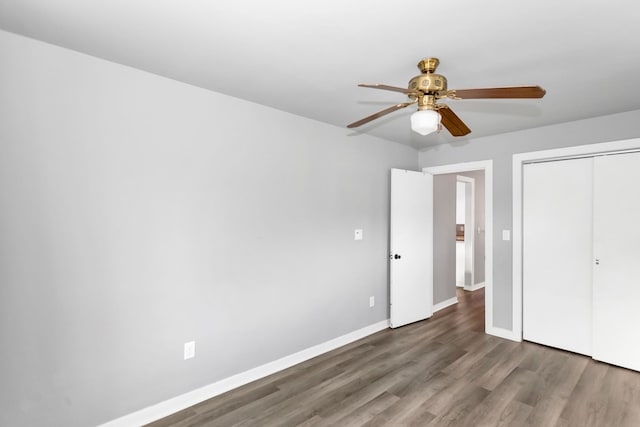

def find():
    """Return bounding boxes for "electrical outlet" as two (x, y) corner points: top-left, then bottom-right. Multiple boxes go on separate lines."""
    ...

(184, 341), (195, 360)
(369, 296), (375, 307)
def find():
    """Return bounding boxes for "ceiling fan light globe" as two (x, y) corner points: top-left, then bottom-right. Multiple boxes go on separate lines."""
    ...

(410, 110), (441, 136)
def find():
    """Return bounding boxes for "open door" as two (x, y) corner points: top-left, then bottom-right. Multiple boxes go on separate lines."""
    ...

(390, 168), (434, 328)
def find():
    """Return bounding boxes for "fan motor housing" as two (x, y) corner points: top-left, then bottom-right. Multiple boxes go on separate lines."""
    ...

(409, 73), (447, 93)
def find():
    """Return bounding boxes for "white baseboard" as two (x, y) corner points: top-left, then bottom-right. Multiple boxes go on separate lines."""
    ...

(433, 296), (458, 313)
(464, 281), (485, 292)
(486, 326), (521, 342)
(98, 319), (390, 427)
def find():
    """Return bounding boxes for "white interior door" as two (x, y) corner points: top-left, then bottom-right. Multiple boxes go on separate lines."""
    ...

(456, 181), (466, 287)
(461, 177), (475, 290)
(390, 168), (433, 328)
(593, 152), (640, 371)
(522, 158), (593, 355)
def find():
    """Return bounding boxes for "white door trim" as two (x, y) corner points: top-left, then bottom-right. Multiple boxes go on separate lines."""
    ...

(457, 175), (475, 291)
(423, 160), (495, 337)
(513, 137), (640, 341)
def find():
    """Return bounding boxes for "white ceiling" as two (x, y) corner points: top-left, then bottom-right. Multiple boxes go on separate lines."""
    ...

(1, 0), (639, 150)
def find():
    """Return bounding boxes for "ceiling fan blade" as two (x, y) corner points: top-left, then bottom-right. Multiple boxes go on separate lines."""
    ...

(347, 101), (416, 128)
(447, 85), (546, 99)
(358, 84), (422, 96)
(438, 105), (471, 136)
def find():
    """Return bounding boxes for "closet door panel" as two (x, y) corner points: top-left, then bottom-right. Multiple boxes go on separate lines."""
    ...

(593, 153), (640, 371)
(522, 158), (593, 355)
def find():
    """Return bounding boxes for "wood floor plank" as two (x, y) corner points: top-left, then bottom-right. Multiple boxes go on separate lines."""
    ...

(461, 366), (536, 426)
(386, 346), (467, 398)
(522, 352), (588, 426)
(419, 364), (493, 416)
(227, 343), (425, 426)
(190, 382), (280, 420)
(423, 384), (490, 426)
(599, 364), (640, 427)
(329, 391), (400, 426)
(558, 360), (610, 426)
(146, 288), (640, 427)
(490, 399), (534, 427)
(473, 341), (534, 391)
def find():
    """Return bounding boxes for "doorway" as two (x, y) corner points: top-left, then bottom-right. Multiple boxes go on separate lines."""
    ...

(423, 160), (497, 337)
(432, 171), (483, 312)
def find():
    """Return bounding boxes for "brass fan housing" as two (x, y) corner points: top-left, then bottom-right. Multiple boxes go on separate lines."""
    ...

(408, 57), (447, 94)
(417, 57), (439, 73)
(417, 94), (437, 111)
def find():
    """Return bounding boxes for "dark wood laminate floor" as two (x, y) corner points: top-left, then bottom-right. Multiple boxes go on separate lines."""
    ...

(147, 288), (640, 426)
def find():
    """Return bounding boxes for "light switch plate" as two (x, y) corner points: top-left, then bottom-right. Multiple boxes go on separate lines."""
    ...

(502, 230), (511, 241)
(354, 229), (363, 241)
(184, 341), (195, 360)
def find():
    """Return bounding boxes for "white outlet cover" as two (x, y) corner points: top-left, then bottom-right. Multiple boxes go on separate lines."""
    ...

(354, 229), (363, 240)
(502, 230), (511, 241)
(184, 341), (195, 360)
(369, 296), (375, 307)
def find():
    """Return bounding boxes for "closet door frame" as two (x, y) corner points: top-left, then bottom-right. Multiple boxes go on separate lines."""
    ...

(512, 137), (640, 341)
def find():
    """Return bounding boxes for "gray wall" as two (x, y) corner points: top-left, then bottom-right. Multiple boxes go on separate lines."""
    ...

(0, 30), (418, 427)
(420, 109), (640, 330)
(432, 175), (456, 305)
(457, 170), (485, 285)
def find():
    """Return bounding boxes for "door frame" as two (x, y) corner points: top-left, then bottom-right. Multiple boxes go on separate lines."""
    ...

(512, 137), (640, 341)
(456, 175), (475, 291)
(423, 160), (495, 336)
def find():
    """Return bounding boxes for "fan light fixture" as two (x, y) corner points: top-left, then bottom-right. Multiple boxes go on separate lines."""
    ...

(410, 109), (441, 136)
(347, 57), (546, 137)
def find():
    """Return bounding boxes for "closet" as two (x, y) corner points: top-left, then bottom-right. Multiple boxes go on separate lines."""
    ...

(523, 151), (640, 372)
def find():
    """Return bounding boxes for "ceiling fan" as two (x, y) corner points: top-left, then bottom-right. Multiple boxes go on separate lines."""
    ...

(347, 58), (546, 136)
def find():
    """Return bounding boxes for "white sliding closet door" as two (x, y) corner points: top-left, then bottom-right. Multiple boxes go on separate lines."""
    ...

(522, 158), (593, 355)
(592, 152), (640, 371)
